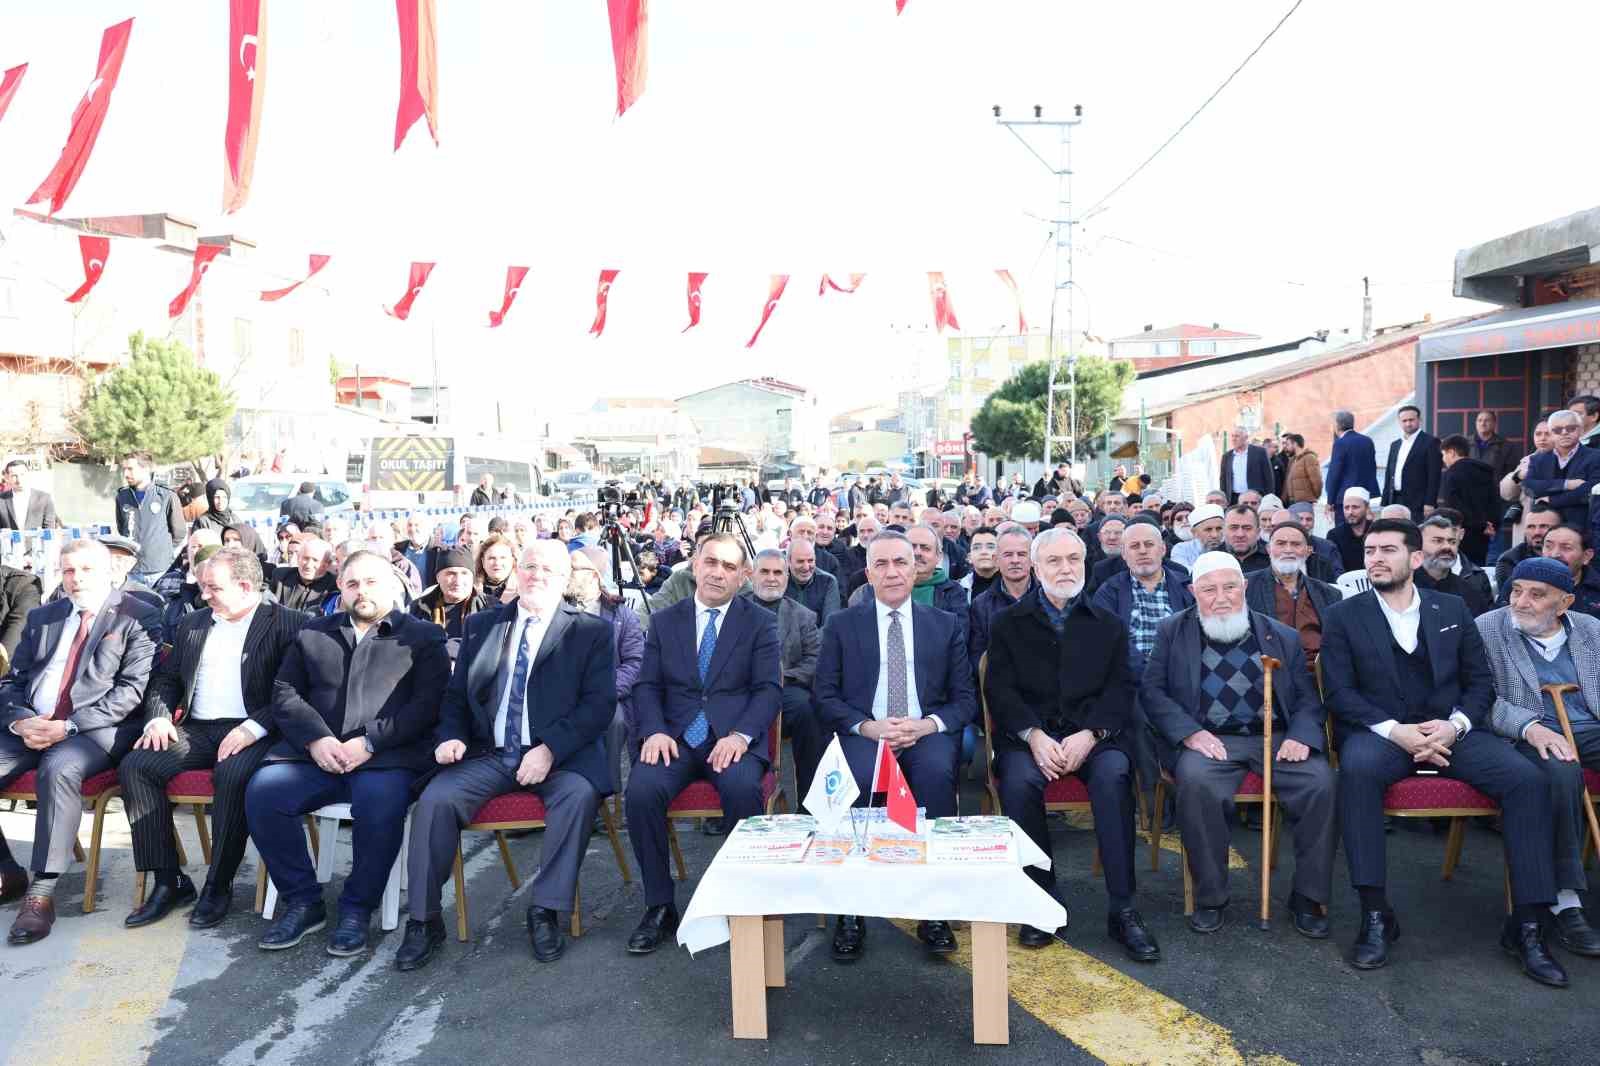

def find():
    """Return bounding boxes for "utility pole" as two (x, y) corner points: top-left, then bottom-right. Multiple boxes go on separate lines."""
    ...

(995, 103), (1083, 475)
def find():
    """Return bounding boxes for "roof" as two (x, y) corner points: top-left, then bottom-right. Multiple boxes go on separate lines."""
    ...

(1134, 336), (1321, 380)
(698, 446), (756, 466)
(1108, 323), (1261, 343)
(677, 376), (810, 404)
(592, 397), (677, 411)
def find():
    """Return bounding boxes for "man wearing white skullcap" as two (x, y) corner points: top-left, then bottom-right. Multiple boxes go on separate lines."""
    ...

(1172, 504), (1227, 573)
(1328, 488), (1374, 574)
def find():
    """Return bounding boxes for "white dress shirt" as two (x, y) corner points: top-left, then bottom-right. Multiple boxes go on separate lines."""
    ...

(1231, 449), (1250, 494)
(493, 603), (551, 748)
(187, 606), (267, 739)
(856, 598), (946, 734)
(25, 588), (113, 717)
(1369, 585), (1471, 741)
(1393, 430), (1418, 491)
(11, 488), (32, 529)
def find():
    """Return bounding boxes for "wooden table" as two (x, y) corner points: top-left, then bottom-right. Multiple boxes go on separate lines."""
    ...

(727, 915), (1011, 1045)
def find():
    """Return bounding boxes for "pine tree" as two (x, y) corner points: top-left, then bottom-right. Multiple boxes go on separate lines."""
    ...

(970, 357), (1135, 460)
(71, 332), (236, 464)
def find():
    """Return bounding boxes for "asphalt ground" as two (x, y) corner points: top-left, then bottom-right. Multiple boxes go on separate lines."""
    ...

(1, 759), (1598, 1066)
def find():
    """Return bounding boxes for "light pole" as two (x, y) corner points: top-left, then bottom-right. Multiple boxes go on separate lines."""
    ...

(994, 103), (1082, 475)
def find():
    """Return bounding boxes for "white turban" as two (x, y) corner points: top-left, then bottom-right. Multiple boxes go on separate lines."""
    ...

(1190, 551), (1243, 582)
(1187, 503), (1225, 527)
(1343, 487), (1371, 503)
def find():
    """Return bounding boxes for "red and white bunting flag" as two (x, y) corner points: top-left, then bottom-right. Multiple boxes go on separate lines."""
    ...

(871, 739), (919, 833)
(995, 269), (1027, 334)
(896, 0), (909, 12)
(0, 63), (27, 127)
(223, 0), (268, 213)
(927, 272), (961, 333)
(589, 269), (621, 336)
(606, 0), (648, 117)
(746, 274), (790, 348)
(682, 271), (708, 333)
(64, 235), (110, 304)
(488, 265), (530, 328)
(260, 254), (329, 302)
(168, 244), (224, 319)
(394, 0), (439, 150)
(385, 261), (435, 320)
(818, 272), (866, 296)
(26, 19), (135, 215)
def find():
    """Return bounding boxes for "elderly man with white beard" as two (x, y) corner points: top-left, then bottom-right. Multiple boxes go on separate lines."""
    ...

(1171, 503), (1227, 572)
(1141, 551), (1335, 937)
(1244, 521), (1342, 664)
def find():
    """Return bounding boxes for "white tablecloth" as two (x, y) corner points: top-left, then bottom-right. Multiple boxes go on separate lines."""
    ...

(677, 819), (1066, 955)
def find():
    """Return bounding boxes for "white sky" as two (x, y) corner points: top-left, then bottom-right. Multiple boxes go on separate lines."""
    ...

(2, 1), (1597, 417)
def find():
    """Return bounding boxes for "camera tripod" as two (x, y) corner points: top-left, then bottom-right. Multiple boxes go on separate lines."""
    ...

(711, 504), (758, 563)
(597, 517), (653, 618)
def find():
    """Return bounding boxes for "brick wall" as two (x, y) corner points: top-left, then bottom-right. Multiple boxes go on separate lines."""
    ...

(1574, 344), (1600, 394)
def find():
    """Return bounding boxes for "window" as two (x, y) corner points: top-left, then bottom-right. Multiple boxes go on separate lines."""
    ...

(233, 318), (255, 362)
(287, 328), (305, 368)
(1189, 340), (1216, 356)
(1154, 340), (1179, 356)
(468, 456), (535, 494)
(949, 360), (963, 381)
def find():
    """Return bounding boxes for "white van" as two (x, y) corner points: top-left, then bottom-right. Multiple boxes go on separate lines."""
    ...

(349, 434), (548, 511)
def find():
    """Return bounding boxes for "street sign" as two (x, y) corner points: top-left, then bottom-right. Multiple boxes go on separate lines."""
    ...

(934, 439), (966, 458)
(371, 436), (454, 492)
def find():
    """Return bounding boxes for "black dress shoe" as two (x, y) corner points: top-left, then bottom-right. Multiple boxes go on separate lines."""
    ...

(326, 911), (370, 957)
(125, 873), (198, 928)
(1502, 918), (1569, 988)
(0, 865), (28, 905)
(626, 903), (679, 955)
(917, 919), (957, 956)
(528, 906), (565, 963)
(831, 915), (866, 962)
(1018, 924), (1056, 948)
(1110, 908), (1161, 962)
(1288, 897), (1331, 940)
(258, 901), (327, 950)
(1549, 908), (1600, 957)
(1187, 905), (1226, 934)
(396, 917), (447, 972)
(1349, 910), (1399, 970)
(188, 886), (232, 930)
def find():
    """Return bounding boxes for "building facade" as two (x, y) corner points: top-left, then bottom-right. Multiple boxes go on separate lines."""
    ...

(675, 377), (828, 471)
(1107, 323), (1262, 373)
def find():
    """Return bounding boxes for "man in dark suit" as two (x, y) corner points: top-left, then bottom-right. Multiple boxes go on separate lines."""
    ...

(0, 539), (158, 944)
(988, 528), (1160, 960)
(120, 547), (308, 929)
(399, 542), (615, 970)
(1380, 405), (1443, 523)
(815, 530), (976, 963)
(1325, 410), (1380, 527)
(1320, 518), (1566, 986)
(279, 482), (326, 527)
(1520, 409), (1600, 528)
(245, 549), (450, 956)
(747, 550), (823, 801)
(1219, 427), (1273, 505)
(0, 564), (43, 676)
(1143, 551), (1335, 938)
(622, 533), (780, 954)
(0, 460), (60, 531)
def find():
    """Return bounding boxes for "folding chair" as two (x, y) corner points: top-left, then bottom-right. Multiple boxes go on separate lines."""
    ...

(667, 713), (785, 881)
(132, 769), (214, 908)
(0, 769), (118, 913)
(260, 802), (411, 931)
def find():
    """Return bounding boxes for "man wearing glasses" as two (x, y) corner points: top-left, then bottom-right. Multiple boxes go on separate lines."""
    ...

(1518, 410), (1599, 528)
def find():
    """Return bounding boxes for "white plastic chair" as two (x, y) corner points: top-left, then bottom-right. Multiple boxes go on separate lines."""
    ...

(261, 802), (411, 932)
(1335, 570), (1371, 599)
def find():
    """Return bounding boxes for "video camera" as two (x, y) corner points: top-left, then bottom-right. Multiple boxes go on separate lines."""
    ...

(699, 481), (744, 512)
(597, 482), (644, 522)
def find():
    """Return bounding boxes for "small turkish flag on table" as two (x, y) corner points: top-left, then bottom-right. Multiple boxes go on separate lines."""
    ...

(871, 739), (919, 834)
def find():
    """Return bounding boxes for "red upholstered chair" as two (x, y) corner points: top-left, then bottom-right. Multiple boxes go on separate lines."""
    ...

(1542, 683), (1600, 868)
(0, 769), (119, 913)
(665, 713), (785, 881)
(1583, 769), (1600, 867)
(1150, 766), (1281, 915)
(131, 770), (216, 907)
(449, 787), (632, 943)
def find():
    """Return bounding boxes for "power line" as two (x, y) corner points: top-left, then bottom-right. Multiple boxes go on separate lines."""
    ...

(1083, 0), (1307, 221)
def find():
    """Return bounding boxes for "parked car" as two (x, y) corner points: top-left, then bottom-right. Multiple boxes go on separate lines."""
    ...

(231, 475), (357, 518)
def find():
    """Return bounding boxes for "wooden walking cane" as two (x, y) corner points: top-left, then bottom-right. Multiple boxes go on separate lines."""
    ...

(1544, 684), (1600, 862)
(1259, 655), (1282, 931)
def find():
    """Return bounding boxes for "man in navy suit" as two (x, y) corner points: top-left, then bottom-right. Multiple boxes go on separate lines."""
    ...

(1381, 404), (1443, 523)
(399, 541), (616, 970)
(1519, 409), (1600, 527)
(1324, 410), (1379, 526)
(814, 530), (976, 962)
(1320, 518), (1566, 986)
(623, 532), (780, 954)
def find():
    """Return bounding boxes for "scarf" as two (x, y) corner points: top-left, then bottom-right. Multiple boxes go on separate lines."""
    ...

(911, 566), (947, 605)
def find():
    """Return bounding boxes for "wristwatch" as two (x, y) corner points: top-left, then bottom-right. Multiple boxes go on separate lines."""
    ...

(1092, 729), (1111, 742)
(361, 735), (375, 754)
(64, 721), (79, 737)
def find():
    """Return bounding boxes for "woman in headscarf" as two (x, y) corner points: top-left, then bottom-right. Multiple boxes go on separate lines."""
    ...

(192, 478), (268, 564)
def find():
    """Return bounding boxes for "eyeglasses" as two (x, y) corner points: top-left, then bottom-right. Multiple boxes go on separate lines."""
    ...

(1550, 425), (1580, 434)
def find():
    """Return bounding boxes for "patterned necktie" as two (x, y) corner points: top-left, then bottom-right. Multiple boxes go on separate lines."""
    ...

(52, 610), (95, 721)
(503, 616), (537, 754)
(685, 608), (719, 747)
(886, 609), (908, 718)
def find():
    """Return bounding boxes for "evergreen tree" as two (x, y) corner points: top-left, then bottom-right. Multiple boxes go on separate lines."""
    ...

(72, 332), (235, 464)
(970, 357), (1135, 460)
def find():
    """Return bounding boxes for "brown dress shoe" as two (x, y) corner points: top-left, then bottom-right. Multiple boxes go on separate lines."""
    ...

(8, 897), (55, 945)
(0, 867), (28, 905)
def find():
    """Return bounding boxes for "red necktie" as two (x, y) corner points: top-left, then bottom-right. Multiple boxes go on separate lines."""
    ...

(52, 610), (94, 721)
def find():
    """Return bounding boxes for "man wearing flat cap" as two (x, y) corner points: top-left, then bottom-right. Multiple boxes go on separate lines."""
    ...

(1479, 556), (1600, 957)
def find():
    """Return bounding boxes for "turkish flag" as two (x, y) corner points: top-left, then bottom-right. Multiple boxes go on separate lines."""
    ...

(896, 0), (909, 12)
(168, 244), (224, 319)
(818, 272), (866, 297)
(223, 0), (268, 213)
(746, 274), (789, 348)
(606, 0), (648, 117)
(589, 269), (620, 336)
(927, 272), (961, 333)
(488, 265), (530, 328)
(0, 64), (26, 127)
(385, 261), (435, 320)
(682, 271), (707, 333)
(260, 254), (330, 302)
(26, 19), (135, 215)
(996, 269), (1027, 334)
(871, 740), (919, 834)
(394, 0), (440, 150)
(64, 235), (110, 304)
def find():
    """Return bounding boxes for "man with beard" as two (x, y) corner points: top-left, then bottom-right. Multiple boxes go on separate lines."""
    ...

(986, 528), (1160, 960)
(1280, 434), (1323, 506)
(1496, 503), (1561, 606)
(1438, 434), (1500, 565)
(783, 539), (840, 630)
(246, 550), (450, 956)
(1320, 519), (1566, 985)
(395, 513), (441, 589)
(960, 526), (1000, 601)
(410, 548), (487, 664)
(1223, 506), (1271, 575)
(1413, 515), (1493, 617)
(1245, 521), (1341, 663)
(746, 550), (823, 801)
(1287, 502), (1344, 579)
(114, 452), (188, 586)
(968, 525), (1036, 683)
(269, 536), (338, 613)
(787, 516), (840, 581)
(1086, 515), (1129, 594)
(1171, 504), (1225, 572)
(1327, 488), (1374, 574)
(1143, 551), (1334, 936)
(840, 514), (881, 600)
(1478, 557), (1600, 958)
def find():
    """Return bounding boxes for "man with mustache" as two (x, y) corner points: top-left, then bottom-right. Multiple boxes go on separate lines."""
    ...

(1413, 515), (1493, 617)
(1171, 504), (1226, 573)
(1320, 519), (1566, 985)
(1244, 521), (1340, 664)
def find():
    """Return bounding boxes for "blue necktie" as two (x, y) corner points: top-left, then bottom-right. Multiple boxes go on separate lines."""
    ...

(685, 608), (719, 747)
(503, 616), (537, 756)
